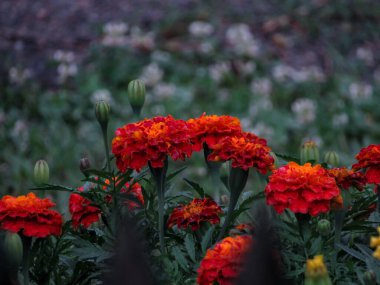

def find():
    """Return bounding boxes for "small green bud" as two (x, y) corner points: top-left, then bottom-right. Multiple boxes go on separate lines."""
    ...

(317, 219), (331, 237)
(34, 160), (49, 185)
(95, 101), (110, 129)
(300, 141), (319, 164)
(363, 271), (376, 285)
(79, 157), (91, 177)
(127, 79), (146, 116)
(3, 232), (23, 268)
(324, 151), (340, 167)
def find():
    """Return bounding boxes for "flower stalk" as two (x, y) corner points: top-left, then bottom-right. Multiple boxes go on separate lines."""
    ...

(149, 157), (168, 254)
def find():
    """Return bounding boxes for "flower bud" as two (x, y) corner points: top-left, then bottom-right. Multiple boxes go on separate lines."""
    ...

(324, 151), (339, 167)
(317, 219), (331, 237)
(127, 79), (146, 116)
(3, 232), (23, 268)
(34, 160), (49, 185)
(300, 141), (319, 164)
(95, 100), (110, 129)
(79, 157), (91, 177)
(363, 271), (376, 285)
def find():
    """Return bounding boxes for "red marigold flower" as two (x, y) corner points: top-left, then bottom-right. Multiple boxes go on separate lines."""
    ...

(0, 193), (62, 238)
(187, 113), (242, 151)
(352, 144), (380, 184)
(197, 235), (252, 285)
(112, 115), (193, 172)
(167, 198), (222, 231)
(69, 179), (144, 229)
(265, 162), (340, 216)
(328, 167), (367, 191)
(207, 132), (274, 173)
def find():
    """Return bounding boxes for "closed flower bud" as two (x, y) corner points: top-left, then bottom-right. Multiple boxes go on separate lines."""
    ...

(324, 151), (339, 167)
(79, 157), (91, 176)
(317, 219), (331, 236)
(300, 141), (319, 164)
(3, 232), (23, 268)
(34, 160), (49, 185)
(127, 79), (146, 116)
(95, 101), (110, 129)
(363, 271), (376, 285)
(220, 194), (229, 206)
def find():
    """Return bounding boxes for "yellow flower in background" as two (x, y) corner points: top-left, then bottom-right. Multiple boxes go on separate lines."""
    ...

(305, 255), (332, 285)
(370, 227), (380, 260)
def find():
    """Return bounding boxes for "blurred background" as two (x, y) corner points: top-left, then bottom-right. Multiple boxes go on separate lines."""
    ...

(1, 0), (380, 199)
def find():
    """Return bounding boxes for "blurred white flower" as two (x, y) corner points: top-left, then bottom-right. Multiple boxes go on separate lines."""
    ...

(57, 63), (78, 83)
(153, 83), (176, 100)
(272, 64), (325, 83)
(249, 98), (273, 118)
(226, 24), (260, 57)
(53, 50), (75, 63)
(189, 21), (214, 37)
(217, 89), (230, 103)
(102, 22), (128, 47)
(151, 104), (166, 115)
(129, 26), (155, 51)
(234, 61), (256, 76)
(198, 42), (214, 54)
(209, 62), (230, 83)
(0, 111), (6, 126)
(251, 78), (272, 97)
(91, 89), (112, 104)
(374, 68), (380, 84)
(291, 98), (316, 125)
(9, 67), (32, 85)
(332, 113), (349, 128)
(11, 120), (29, 151)
(272, 64), (292, 82)
(151, 50), (171, 63)
(252, 122), (274, 139)
(356, 47), (374, 66)
(140, 63), (164, 87)
(347, 82), (373, 101)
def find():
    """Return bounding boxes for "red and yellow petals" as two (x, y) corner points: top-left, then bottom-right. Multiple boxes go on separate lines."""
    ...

(0, 193), (62, 238)
(187, 113), (242, 151)
(327, 167), (367, 191)
(208, 132), (274, 173)
(265, 162), (340, 216)
(167, 198), (222, 231)
(197, 235), (252, 285)
(352, 144), (380, 185)
(69, 193), (101, 229)
(112, 115), (193, 172)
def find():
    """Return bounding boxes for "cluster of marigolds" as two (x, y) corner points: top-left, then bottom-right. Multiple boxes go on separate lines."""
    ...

(1, 114), (380, 284)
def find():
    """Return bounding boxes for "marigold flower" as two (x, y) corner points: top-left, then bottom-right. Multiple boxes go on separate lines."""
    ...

(0, 193), (62, 238)
(69, 179), (144, 229)
(370, 227), (380, 260)
(112, 115), (193, 172)
(187, 114), (242, 151)
(305, 255), (330, 281)
(328, 167), (367, 191)
(352, 144), (380, 184)
(208, 132), (274, 173)
(167, 198), (222, 231)
(197, 235), (252, 285)
(265, 162), (340, 216)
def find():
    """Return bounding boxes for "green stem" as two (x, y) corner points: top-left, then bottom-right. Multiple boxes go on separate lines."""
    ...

(22, 236), (32, 285)
(295, 213), (310, 259)
(101, 125), (111, 172)
(149, 158), (168, 254)
(216, 194), (238, 241)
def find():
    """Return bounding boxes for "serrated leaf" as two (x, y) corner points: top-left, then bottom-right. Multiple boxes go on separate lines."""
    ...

(201, 226), (214, 254)
(274, 153), (300, 164)
(171, 246), (189, 271)
(184, 235), (196, 263)
(183, 178), (204, 198)
(30, 184), (76, 192)
(336, 243), (366, 262)
(167, 166), (187, 182)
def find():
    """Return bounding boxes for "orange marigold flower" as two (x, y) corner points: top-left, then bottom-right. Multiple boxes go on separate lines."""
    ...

(208, 132), (274, 173)
(265, 162), (340, 216)
(69, 179), (144, 229)
(328, 167), (367, 191)
(197, 235), (252, 285)
(112, 115), (193, 172)
(0, 193), (62, 238)
(352, 144), (380, 184)
(187, 113), (242, 151)
(167, 198), (222, 231)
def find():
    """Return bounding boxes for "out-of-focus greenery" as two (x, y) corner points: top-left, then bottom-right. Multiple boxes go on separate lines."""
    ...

(1, 0), (380, 200)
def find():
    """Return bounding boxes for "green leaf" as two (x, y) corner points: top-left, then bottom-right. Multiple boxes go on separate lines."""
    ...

(184, 235), (196, 263)
(167, 166), (187, 182)
(201, 226), (214, 254)
(183, 178), (205, 198)
(274, 153), (300, 164)
(30, 184), (76, 193)
(336, 243), (366, 262)
(171, 246), (189, 271)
